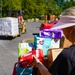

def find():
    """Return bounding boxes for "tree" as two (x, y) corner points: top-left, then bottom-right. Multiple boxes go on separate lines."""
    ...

(2, 0), (22, 17)
(22, 0), (46, 19)
(62, 1), (73, 11)
(22, 0), (35, 19)
(12, 0), (22, 10)
(33, 0), (46, 18)
(46, 0), (62, 17)
(0, 0), (2, 17)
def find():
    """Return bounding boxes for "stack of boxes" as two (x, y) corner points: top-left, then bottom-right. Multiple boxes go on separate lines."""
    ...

(32, 29), (63, 74)
(12, 42), (44, 75)
(12, 25), (63, 75)
(34, 29), (62, 57)
(12, 43), (34, 75)
(0, 17), (19, 36)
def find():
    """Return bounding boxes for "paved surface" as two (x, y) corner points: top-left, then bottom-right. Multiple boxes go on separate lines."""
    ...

(0, 22), (41, 75)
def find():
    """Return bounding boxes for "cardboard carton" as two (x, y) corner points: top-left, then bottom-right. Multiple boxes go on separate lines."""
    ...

(47, 48), (63, 67)
(60, 36), (72, 48)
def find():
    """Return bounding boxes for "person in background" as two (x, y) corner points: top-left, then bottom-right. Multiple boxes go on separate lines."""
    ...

(18, 13), (23, 23)
(33, 6), (75, 75)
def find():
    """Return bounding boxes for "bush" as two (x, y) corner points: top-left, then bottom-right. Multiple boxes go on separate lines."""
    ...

(23, 15), (28, 20)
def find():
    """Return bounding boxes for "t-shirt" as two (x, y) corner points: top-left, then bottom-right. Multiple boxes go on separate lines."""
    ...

(48, 44), (75, 75)
(18, 15), (23, 23)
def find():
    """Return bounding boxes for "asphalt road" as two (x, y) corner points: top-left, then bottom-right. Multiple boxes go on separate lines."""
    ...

(0, 22), (41, 75)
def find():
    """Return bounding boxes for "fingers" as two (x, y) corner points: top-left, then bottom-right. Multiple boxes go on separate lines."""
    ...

(33, 55), (40, 63)
(32, 55), (41, 67)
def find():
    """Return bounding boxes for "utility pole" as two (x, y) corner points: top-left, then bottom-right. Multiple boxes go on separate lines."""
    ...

(0, 0), (2, 18)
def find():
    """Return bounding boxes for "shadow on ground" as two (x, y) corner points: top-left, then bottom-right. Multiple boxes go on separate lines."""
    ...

(0, 36), (15, 40)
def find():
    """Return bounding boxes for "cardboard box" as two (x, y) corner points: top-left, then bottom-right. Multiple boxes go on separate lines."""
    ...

(18, 42), (34, 57)
(60, 36), (72, 48)
(47, 48), (63, 67)
(40, 29), (62, 39)
(34, 35), (52, 56)
(34, 34), (61, 57)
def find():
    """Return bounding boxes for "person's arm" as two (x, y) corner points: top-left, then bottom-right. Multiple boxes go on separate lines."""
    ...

(33, 56), (52, 75)
(37, 61), (52, 75)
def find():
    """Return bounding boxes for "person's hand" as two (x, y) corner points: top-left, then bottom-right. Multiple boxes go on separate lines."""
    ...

(32, 55), (41, 67)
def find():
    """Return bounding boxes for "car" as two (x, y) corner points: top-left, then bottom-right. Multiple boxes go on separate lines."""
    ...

(40, 20), (59, 30)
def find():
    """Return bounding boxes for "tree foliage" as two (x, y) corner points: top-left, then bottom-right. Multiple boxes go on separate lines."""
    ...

(2, 0), (22, 17)
(62, 1), (73, 11)
(22, 0), (46, 19)
(1, 0), (75, 19)
(46, 0), (62, 16)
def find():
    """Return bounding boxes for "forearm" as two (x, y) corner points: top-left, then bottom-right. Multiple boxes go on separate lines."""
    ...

(36, 62), (52, 75)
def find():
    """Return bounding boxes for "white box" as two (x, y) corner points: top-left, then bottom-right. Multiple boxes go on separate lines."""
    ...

(0, 17), (19, 36)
